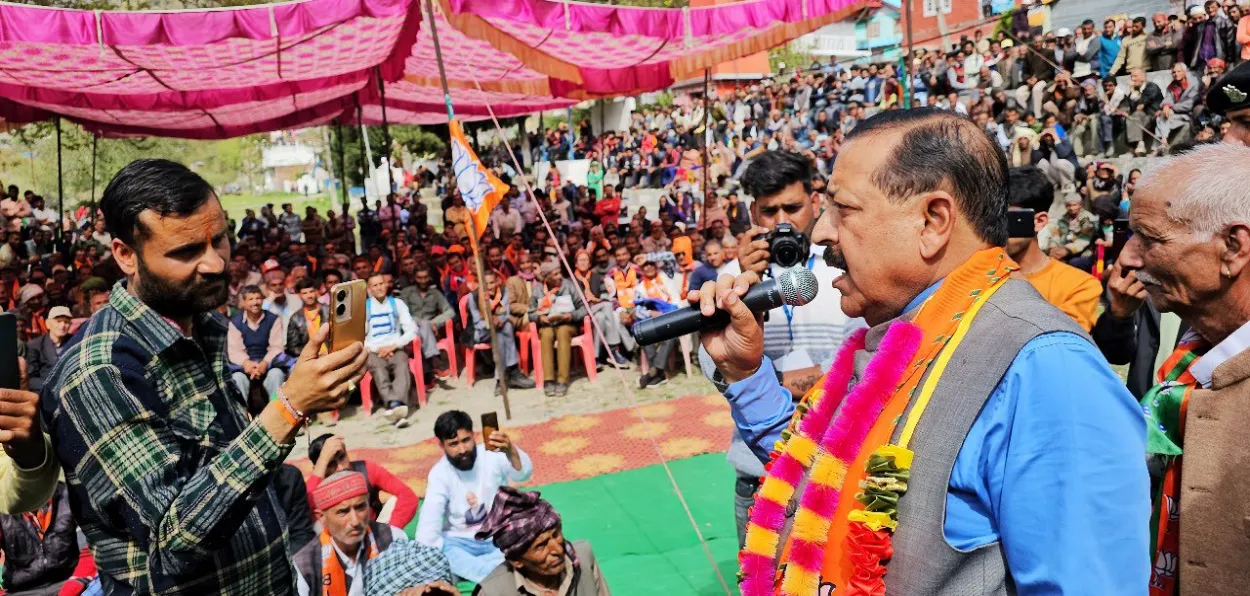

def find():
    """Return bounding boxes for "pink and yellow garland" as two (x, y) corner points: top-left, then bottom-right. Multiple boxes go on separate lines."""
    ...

(739, 322), (923, 596)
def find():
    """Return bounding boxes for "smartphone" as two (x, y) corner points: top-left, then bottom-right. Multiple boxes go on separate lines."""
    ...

(1007, 209), (1036, 239)
(481, 412), (500, 451)
(1106, 218), (1133, 267)
(329, 280), (367, 353)
(0, 313), (16, 390)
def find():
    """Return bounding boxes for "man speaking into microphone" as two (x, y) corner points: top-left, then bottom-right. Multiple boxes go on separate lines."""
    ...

(692, 109), (1149, 594)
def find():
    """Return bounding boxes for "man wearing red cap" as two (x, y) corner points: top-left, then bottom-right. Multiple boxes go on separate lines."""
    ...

(295, 470), (455, 596)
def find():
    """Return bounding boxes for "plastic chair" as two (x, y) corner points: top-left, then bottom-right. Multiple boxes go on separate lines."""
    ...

(360, 341), (428, 416)
(516, 325), (533, 375)
(640, 334), (694, 377)
(435, 319), (457, 378)
(458, 294), (494, 388)
(528, 316), (597, 390)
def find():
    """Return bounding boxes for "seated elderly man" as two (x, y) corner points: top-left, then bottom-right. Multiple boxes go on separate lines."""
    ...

(530, 261), (587, 398)
(227, 284), (288, 403)
(1119, 143), (1250, 594)
(295, 470), (457, 596)
(473, 487), (609, 596)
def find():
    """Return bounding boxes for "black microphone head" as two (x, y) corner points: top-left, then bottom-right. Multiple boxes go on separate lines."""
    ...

(776, 267), (819, 307)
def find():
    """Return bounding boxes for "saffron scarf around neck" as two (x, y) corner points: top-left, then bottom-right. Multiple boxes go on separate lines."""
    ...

(321, 527), (378, 596)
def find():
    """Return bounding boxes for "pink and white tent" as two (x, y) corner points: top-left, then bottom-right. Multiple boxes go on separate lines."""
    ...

(0, 0), (868, 138)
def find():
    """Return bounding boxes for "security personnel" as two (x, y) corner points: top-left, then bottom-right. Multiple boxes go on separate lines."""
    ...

(1206, 60), (1250, 144)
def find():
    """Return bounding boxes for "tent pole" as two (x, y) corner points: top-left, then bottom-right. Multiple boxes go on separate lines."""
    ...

(89, 134), (98, 228)
(425, 0), (510, 420)
(55, 117), (63, 245)
(376, 66), (394, 202)
(701, 69), (711, 230)
(905, 0), (915, 109)
(335, 120), (348, 215)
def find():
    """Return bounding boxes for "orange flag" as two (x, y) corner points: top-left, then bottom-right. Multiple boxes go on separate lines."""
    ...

(450, 119), (508, 249)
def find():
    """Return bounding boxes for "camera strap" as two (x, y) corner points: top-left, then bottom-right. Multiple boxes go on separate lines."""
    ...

(780, 254), (818, 341)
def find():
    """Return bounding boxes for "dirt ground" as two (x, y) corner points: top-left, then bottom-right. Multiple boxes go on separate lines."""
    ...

(292, 363), (717, 456)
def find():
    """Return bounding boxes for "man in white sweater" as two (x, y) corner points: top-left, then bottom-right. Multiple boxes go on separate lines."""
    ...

(364, 273), (417, 428)
(416, 410), (533, 584)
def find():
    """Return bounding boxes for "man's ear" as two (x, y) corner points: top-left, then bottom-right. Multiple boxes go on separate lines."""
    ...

(1221, 223), (1250, 278)
(1034, 212), (1050, 234)
(112, 238), (138, 277)
(917, 191), (956, 260)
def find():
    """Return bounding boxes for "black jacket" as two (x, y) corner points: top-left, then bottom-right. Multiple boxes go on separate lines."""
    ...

(1129, 82), (1164, 115)
(285, 304), (329, 358)
(0, 483), (79, 592)
(273, 464), (316, 553)
(25, 334), (64, 394)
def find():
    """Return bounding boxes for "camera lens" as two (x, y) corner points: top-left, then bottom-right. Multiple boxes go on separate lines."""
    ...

(336, 303), (346, 316)
(336, 290), (347, 302)
(775, 245), (800, 268)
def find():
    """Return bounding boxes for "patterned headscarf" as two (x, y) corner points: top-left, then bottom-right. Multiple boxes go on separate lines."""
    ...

(475, 486), (574, 565)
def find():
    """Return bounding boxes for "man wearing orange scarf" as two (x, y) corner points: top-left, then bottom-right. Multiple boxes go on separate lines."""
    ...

(294, 471), (453, 596)
(694, 109), (1148, 595)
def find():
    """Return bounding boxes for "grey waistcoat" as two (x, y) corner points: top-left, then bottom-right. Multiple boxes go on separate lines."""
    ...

(777, 279), (1089, 595)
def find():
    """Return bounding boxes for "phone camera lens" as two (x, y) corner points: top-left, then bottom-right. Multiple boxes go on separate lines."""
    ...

(336, 290), (347, 302)
(336, 303), (346, 316)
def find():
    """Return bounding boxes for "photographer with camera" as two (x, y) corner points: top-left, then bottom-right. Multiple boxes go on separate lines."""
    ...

(709, 150), (862, 548)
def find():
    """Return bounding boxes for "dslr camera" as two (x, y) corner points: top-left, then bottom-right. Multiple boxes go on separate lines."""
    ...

(755, 223), (811, 269)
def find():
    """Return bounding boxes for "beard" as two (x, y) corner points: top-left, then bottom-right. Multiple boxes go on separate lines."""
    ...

(134, 256), (230, 320)
(448, 447), (478, 471)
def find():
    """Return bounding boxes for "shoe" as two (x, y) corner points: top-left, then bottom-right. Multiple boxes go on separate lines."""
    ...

(393, 417), (410, 429)
(495, 381), (503, 396)
(507, 369), (536, 390)
(638, 371), (668, 389)
(611, 348), (633, 369)
(384, 405), (409, 424)
(553, 382), (569, 397)
(544, 383), (557, 397)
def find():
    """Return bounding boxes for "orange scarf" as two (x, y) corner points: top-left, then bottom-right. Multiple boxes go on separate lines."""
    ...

(642, 276), (672, 303)
(612, 265), (639, 308)
(574, 269), (594, 295)
(319, 527), (377, 596)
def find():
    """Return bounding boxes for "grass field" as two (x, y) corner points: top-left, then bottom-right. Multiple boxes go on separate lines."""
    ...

(217, 191), (346, 219)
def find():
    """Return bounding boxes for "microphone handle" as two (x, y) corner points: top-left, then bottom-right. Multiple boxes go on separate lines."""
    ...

(630, 279), (785, 346)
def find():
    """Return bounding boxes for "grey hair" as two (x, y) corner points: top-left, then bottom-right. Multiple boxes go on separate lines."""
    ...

(1138, 143), (1250, 239)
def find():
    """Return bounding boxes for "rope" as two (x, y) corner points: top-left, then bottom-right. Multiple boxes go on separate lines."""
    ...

(470, 77), (734, 596)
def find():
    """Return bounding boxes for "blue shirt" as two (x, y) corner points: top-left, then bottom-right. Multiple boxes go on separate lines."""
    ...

(724, 282), (1150, 594)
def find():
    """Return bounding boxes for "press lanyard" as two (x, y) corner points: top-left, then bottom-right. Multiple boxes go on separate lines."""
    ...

(780, 254), (817, 341)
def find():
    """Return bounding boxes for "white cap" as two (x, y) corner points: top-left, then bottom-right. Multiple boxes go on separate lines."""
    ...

(1056, 27), (1073, 37)
(1190, 6), (1204, 16)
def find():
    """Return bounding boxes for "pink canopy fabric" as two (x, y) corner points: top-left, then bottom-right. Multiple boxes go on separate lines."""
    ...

(0, 0), (868, 138)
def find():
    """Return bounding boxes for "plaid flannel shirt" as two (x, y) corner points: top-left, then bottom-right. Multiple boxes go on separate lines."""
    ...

(40, 283), (296, 595)
(363, 540), (453, 596)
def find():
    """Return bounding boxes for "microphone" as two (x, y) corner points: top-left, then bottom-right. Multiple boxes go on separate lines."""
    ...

(630, 267), (819, 346)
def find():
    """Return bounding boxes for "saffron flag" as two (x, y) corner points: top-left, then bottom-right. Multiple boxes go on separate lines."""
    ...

(450, 119), (508, 247)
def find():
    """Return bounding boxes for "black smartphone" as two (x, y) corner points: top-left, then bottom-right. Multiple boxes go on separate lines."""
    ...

(0, 313), (18, 390)
(1008, 209), (1036, 239)
(1106, 218), (1133, 267)
(481, 412), (500, 451)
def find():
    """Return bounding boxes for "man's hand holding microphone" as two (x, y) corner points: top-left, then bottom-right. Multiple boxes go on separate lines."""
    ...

(687, 272), (766, 383)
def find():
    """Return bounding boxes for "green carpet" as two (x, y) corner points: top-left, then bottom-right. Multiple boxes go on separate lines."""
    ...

(407, 453), (741, 596)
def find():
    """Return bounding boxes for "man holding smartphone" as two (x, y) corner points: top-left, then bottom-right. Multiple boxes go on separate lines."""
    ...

(1005, 166), (1102, 331)
(40, 159), (368, 595)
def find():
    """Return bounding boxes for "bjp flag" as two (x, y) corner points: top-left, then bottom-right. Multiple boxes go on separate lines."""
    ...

(450, 119), (508, 248)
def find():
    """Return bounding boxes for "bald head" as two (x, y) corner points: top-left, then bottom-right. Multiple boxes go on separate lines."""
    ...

(844, 108), (1008, 246)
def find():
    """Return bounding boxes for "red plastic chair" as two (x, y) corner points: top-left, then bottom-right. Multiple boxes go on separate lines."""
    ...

(435, 319), (457, 378)
(527, 315), (597, 390)
(458, 294), (494, 388)
(360, 338), (428, 416)
(516, 326), (533, 374)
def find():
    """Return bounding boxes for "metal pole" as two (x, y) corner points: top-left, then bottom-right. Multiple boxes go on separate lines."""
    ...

(89, 134), (98, 229)
(701, 70), (712, 230)
(55, 117), (63, 245)
(905, 0), (915, 108)
(377, 66), (395, 201)
(335, 120), (348, 214)
(425, 0), (511, 419)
